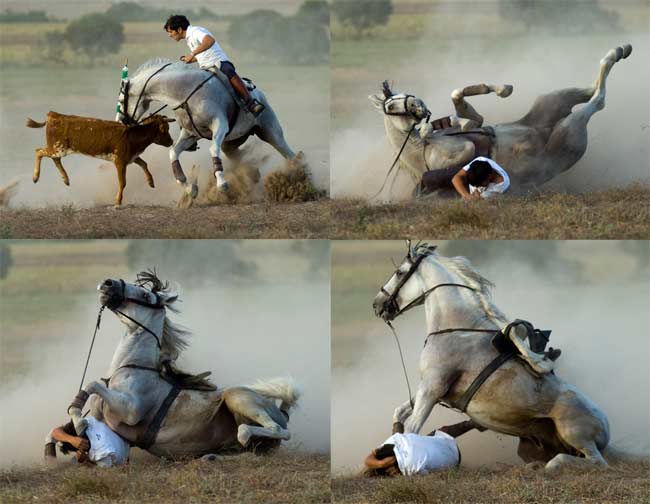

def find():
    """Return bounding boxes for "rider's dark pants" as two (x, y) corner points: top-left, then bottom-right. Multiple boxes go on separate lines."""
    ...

(420, 167), (462, 193)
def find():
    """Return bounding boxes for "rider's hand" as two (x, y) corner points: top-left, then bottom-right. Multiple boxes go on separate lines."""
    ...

(75, 437), (90, 452)
(181, 54), (196, 64)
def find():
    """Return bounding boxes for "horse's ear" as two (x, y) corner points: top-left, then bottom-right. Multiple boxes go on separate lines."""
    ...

(368, 94), (385, 110)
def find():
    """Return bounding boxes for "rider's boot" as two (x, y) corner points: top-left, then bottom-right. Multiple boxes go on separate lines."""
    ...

(506, 323), (555, 376)
(212, 157), (229, 192)
(229, 75), (265, 116)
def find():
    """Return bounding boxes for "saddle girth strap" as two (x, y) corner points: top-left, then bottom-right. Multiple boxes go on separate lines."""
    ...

(137, 385), (181, 449)
(455, 350), (516, 412)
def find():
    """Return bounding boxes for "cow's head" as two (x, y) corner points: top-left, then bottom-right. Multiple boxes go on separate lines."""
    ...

(141, 115), (175, 147)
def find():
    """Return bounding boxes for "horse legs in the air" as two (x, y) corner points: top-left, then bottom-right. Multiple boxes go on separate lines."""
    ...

(451, 83), (513, 131)
(544, 44), (632, 162)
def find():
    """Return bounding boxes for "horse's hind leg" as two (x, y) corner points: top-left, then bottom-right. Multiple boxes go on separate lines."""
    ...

(224, 388), (290, 448)
(451, 84), (513, 130)
(256, 114), (297, 160)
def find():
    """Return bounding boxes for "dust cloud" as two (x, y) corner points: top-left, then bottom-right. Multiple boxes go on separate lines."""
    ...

(331, 242), (650, 474)
(331, 2), (650, 200)
(0, 243), (330, 467)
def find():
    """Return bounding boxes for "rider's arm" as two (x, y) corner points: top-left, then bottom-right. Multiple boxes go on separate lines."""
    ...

(451, 169), (476, 200)
(51, 424), (90, 452)
(191, 34), (216, 58)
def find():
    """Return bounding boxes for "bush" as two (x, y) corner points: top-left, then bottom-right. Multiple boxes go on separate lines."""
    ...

(0, 9), (50, 23)
(498, 0), (620, 34)
(332, 0), (393, 33)
(228, 1), (329, 65)
(64, 13), (124, 58)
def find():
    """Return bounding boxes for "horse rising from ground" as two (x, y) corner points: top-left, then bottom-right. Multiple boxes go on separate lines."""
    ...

(117, 59), (297, 198)
(371, 243), (610, 471)
(368, 44), (632, 199)
(67, 271), (299, 458)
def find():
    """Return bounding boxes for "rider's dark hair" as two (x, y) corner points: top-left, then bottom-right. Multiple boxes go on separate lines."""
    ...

(374, 443), (396, 460)
(164, 15), (190, 32)
(466, 159), (493, 187)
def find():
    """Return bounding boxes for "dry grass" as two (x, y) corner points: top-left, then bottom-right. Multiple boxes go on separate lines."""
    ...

(2, 186), (648, 239)
(330, 185), (650, 239)
(0, 201), (332, 239)
(332, 461), (650, 504)
(1, 451), (330, 504)
(265, 157), (324, 203)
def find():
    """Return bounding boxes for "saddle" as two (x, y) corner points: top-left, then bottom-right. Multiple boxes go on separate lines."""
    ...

(492, 319), (561, 366)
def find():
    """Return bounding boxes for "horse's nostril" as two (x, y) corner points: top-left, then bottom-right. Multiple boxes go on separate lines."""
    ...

(104, 279), (113, 286)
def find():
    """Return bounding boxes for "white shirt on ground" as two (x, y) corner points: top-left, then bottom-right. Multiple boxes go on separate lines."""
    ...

(462, 156), (510, 198)
(85, 417), (130, 467)
(381, 431), (460, 476)
(185, 25), (229, 69)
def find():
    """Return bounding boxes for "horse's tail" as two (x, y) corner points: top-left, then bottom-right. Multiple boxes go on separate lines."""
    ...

(602, 444), (650, 465)
(26, 118), (46, 128)
(247, 376), (301, 411)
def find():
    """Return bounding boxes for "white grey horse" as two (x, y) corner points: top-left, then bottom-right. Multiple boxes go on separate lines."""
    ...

(117, 59), (297, 197)
(66, 271), (300, 458)
(372, 243), (610, 471)
(369, 44), (632, 198)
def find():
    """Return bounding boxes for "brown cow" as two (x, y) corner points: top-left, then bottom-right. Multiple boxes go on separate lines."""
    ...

(26, 112), (175, 206)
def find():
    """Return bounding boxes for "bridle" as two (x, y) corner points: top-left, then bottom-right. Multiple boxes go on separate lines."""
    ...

(379, 250), (476, 321)
(105, 279), (165, 349)
(77, 280), (165, 391)
(378, 248), (480, 408)
(119, 62), (219, 139)
(371, 85), (431, 200)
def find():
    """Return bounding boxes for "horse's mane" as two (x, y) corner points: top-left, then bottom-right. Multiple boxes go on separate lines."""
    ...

(132, 58), (192, 78)
(135, 269), (190, 361)
(414, 244), (509, 325)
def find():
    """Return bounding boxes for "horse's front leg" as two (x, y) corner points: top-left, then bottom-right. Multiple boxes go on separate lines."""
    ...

(209, 118), (229, 191)
(69, 381), (147, 430)
(403, 376), (451, 434)
(169, 128), (199, 183)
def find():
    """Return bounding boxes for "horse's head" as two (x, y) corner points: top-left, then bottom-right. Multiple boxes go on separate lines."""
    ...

(368, 81), (430, 128)
(98, 270), (178, 340)
(373, 241), (438, 322)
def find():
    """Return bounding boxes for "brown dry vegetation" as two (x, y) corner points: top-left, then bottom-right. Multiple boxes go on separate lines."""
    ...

(1, 186), (648, 239)
(332, 461), (650, 504)
(330, 185), (650, 240)
(1, 451), (329, 504)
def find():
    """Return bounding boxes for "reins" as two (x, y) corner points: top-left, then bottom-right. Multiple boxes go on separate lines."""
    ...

(370, 121), (418, 201)
(78, 305), (105, 392)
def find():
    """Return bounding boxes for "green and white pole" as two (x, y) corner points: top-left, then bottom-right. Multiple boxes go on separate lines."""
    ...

(115, 58), (129, 121)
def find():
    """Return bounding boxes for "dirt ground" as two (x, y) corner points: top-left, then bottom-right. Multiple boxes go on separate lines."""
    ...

(1, 450), (330, 504)
(2, 185), (648, 239)
(332, 461), (650, 504)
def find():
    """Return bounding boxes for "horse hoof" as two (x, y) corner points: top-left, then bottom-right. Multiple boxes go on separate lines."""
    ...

(218, 182), (229, 193)
(622, 44), (632, 59)
(496, 85), (513, 98)
(189, 183), (199, 199)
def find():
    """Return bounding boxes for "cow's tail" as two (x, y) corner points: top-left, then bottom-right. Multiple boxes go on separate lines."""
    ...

(26, 118), (46, 128)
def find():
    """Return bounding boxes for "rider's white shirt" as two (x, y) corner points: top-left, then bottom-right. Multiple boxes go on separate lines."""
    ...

(85, 417), (129, 467)
(462, 156), (510, 198)
(381, 431), (460, 476)
(186, 25), (229, 69)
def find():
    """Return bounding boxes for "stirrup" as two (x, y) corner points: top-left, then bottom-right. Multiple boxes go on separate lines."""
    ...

(247, 99), (265, 117)
(545, 347), (561, 361)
